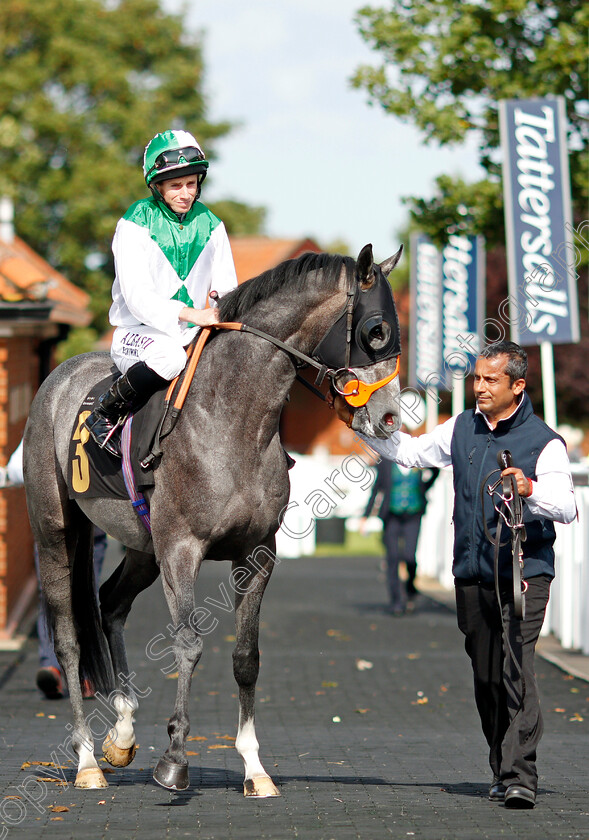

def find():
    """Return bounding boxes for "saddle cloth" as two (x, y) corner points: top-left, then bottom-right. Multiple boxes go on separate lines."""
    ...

(67, 372), (166, 500)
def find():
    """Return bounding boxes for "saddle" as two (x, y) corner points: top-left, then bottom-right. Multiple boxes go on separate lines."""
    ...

(67, 371), (166, 501)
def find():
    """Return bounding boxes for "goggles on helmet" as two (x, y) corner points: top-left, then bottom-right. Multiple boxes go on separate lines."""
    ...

(145, 146), (208, 182)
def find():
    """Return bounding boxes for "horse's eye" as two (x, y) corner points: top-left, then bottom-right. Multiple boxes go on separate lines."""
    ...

(359, 315), (391, 352)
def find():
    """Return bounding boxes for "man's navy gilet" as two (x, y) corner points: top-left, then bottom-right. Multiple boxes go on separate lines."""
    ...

(450, 393), (563, 583)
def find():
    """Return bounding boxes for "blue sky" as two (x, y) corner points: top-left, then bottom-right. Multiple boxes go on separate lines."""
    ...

(165, 0), (484, 260)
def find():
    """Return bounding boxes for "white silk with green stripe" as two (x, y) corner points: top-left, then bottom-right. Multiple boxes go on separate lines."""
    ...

(109, 196), (237, 343)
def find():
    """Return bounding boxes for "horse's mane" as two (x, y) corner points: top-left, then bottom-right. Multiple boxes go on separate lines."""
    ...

(219, 251), (356, 322)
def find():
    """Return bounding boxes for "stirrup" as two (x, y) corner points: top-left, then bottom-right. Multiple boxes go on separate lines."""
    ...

(84, 413), (125, 458)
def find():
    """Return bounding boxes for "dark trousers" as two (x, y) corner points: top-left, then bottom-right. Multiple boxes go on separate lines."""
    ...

(382, 513), (422, 610)
(455, 574), (551, 791)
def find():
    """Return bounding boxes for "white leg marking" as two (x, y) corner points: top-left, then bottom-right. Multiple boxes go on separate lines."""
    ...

(236, 717), (280, 797)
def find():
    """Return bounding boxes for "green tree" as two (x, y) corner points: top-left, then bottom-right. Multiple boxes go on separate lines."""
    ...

(0, 0), (251, 332)
(352, 0), (588, 244)
(208, 200), (267, 237)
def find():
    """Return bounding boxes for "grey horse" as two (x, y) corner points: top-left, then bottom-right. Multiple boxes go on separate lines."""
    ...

(23, 244), (403, 796)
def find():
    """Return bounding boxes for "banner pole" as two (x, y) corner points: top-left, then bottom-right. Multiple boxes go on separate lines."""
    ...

(452, 373), (465, 417)
(540, 341), (558, 429)
(426, 387), (439, 432)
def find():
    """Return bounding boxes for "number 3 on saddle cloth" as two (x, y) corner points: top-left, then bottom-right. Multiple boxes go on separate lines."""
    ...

(67, 372), (167, 527)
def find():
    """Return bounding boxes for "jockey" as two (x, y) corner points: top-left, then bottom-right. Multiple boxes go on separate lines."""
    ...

(84, 129), (238, 457)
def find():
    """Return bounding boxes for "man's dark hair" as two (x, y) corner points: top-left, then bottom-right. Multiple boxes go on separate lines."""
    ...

(480, 341), (528, 384)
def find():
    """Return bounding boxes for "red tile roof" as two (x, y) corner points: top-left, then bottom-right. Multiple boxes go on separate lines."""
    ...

(230, 237), (321, 284)
(0, 235), (91, 327)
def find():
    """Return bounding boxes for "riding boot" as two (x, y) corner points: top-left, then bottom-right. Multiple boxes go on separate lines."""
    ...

(84, 362), (167, 458)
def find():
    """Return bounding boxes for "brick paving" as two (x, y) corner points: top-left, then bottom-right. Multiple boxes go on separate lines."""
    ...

(0, 543), (588, 840)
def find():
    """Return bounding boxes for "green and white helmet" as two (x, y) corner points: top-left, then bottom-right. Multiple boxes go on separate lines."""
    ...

(143, 129), (209, 190)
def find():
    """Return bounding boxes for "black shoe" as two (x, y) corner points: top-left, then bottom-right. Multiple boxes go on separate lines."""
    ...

(84, 373), (138, 458)
(84, 362), (167, 458)
(489, 779), (506, 801)
(85, 413), (124, 457)
(504, 784), (536, 809)
(36, 666), (64, 699)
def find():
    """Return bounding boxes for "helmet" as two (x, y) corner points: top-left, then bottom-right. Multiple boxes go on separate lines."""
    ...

(143, 129), (209, 189)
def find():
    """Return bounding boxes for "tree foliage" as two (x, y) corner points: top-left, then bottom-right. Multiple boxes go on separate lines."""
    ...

(352, 0), (589, 423)
(352, 0), (588, 243)
(0, 0), (264, 332)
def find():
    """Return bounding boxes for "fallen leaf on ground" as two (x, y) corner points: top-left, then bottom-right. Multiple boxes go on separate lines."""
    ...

(207, 744), (233, 750)
(355, 708), (370, 714)
(186, 751), (200, 756)
(187, 736), (207, 742)
(165, 672), (179, 679)
(322, 682), (338, 688)
(50, 817), (64, 821)
(50, 806), (69, 813)
(216, 735), (235, 741)
(326, 629), (351, 641)
(21, 761), (65, 770)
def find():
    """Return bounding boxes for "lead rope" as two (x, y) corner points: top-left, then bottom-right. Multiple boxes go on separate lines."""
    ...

(482, 450), (528, 723)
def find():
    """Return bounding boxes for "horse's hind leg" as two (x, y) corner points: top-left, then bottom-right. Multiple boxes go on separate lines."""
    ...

(36, 512), (109, 789)
(99, 547), (160, 767)
(233, 542), (280, 797)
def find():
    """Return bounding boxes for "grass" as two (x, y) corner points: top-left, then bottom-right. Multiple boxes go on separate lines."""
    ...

(313, 529), (384, 557)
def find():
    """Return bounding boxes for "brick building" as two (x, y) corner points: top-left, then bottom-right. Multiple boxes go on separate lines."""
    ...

(0, 203), (90, 640)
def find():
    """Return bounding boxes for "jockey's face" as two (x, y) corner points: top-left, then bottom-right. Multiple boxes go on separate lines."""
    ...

(157, 174), (199, 214)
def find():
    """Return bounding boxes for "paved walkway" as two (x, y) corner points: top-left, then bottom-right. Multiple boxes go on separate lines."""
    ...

(0, 544), (588, 840)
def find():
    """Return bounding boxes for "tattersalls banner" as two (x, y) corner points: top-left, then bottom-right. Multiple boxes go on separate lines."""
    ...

(409, 233), (442, 390)
(499, 97), (580, 345)
(441, 234), (485, 382)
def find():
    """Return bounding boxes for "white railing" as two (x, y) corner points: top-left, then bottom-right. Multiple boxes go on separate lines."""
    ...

(416, 465), (589, 654)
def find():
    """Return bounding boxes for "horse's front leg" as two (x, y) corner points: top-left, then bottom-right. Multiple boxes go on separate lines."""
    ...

(233, 541), (280, 797)
(152, 547), (204, 791)
(99, 548), (160, 768)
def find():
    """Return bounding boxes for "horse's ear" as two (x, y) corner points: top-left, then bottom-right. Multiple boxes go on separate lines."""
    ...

(357, 244), (375, 288)
(379, 245), (404, 279)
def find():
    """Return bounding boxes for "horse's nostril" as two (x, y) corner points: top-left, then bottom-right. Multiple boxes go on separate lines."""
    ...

(382, 413), (398, 427)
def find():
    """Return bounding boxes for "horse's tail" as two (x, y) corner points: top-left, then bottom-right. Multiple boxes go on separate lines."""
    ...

(70, 508), (115, 696)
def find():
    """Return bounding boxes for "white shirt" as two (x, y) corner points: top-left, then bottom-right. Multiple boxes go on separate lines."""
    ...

(109, 207), (237, 343)
(362, 404), (577, 524)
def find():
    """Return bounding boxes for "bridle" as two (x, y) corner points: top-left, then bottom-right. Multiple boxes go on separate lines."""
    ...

(210, 270), (401, 409)
(482, 449), (527, 620)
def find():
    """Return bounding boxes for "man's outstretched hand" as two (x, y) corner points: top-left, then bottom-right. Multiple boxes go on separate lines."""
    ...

(327, 393), (354, 428)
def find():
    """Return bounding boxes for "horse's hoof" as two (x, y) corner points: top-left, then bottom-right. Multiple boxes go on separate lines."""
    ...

(153, 756), (189, 790)
(102, 740), (137, 768)
(75, 767), (109, 789)
(244, 776), (281, 797)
